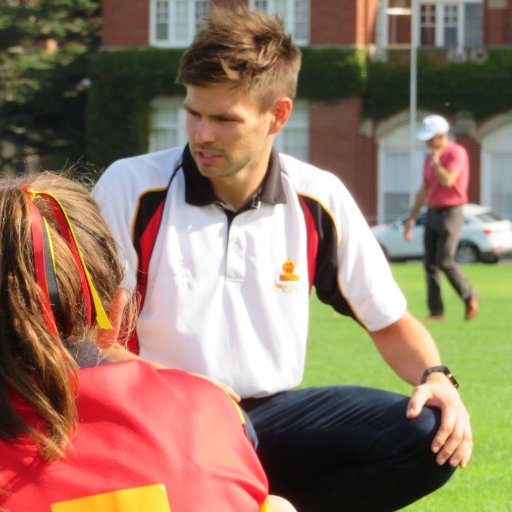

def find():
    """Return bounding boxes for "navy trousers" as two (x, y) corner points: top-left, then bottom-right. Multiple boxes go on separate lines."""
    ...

(242, 386), (455, 512)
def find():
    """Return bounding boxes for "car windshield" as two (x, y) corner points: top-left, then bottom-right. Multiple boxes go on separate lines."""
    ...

(476, 211), (504, 222)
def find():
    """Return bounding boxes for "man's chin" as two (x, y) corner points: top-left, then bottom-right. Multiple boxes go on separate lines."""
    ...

(195, 161), (234, 180)
(196, 163), (216, 177)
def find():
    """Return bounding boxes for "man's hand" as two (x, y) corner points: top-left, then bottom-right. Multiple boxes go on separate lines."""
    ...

(430, 150), (459, 188)
(431, 146), (443, 165)
(191, 373), (241, 402)
(370, 314), (473, 469)
(406, 374), (473, 469)
(403, 218), (415, 241)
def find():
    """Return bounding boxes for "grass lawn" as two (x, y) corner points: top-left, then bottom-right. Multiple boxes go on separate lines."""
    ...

(303, 262), (512, 511)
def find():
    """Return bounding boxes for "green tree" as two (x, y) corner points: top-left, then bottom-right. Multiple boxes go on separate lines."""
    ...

(0, 0), (101, 174)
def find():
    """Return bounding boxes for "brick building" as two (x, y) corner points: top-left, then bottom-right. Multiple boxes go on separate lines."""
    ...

(97, 0), (512, 223)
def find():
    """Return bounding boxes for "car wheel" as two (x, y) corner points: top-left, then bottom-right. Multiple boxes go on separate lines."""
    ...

(480, 253), (499, 264)
(455, 242), (479, 263)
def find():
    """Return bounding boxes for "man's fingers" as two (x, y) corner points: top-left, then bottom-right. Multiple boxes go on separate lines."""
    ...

(435, 412), (473, 467)
(430, 405), (457, 455)
(432, 413), (461, 462)
(406, 386), (429, 418)
(408, 382), (473, 469)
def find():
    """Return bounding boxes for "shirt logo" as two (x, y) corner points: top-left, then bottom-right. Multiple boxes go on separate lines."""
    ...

(279, 259), (300, 281)
(275, 259), (300, 293)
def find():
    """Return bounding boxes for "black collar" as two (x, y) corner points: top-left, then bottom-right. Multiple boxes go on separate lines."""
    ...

(182, 145), (287, 209)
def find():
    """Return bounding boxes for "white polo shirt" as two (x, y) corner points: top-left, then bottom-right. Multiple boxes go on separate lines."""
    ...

(93, 146), (406, 398)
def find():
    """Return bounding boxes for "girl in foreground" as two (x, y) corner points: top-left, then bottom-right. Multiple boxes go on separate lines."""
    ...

(0, 173), (295, 512)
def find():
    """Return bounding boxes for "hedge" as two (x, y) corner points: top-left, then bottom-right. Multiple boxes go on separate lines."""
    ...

(86, 47), (512, 170)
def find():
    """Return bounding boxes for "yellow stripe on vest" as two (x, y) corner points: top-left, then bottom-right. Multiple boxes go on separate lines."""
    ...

(260, 498), (271, 512)
(230, 398), (247, 425)
(50, 484), (170, 512)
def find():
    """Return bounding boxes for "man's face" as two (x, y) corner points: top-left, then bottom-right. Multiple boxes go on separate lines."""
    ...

(426, 133), (446, 150)
(184, 83), (275, 181)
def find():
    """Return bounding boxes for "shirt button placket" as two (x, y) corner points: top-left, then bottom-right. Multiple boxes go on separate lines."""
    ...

(225, 220), (246, 281)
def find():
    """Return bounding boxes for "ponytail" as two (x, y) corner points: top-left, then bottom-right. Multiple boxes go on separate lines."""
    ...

(0, 173), (124, 460)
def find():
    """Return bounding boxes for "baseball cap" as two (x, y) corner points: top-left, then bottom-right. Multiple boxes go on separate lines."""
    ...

(416, 115), (450, 141)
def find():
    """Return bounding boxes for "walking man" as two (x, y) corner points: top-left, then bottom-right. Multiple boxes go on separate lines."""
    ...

(404, 114), (479, 320)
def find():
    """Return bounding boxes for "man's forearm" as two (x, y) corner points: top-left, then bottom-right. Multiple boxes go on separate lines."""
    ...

(407, 185), (428, 223)
(432, 159), (458, 188)
(369, 312), (442, 386)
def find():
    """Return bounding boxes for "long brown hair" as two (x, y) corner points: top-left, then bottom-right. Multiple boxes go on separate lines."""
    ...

(0, 172), (124, 460)
(177, 6), (302, 112)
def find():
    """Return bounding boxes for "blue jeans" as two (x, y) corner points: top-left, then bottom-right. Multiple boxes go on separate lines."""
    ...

(242, 386), (455, 512)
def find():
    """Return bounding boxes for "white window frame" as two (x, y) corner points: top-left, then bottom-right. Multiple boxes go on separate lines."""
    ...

(418, 0), (483, 53)
(481, 117), (512, 220)
(149, 96), (187, 152)
(482, 151), (512, 221)
(377, 147), (426, 223)
(274, 99), (309, 161)
(376, 116), (428, 224)
(150, 0), (210, 48)
(249, 0), (310, 46)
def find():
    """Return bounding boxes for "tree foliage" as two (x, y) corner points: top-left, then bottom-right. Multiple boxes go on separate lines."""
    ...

(0, 0), (101, 173)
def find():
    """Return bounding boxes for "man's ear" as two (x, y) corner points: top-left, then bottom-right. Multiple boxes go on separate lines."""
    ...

(97, 288), (128, 348)
(268, 97), (293, 135)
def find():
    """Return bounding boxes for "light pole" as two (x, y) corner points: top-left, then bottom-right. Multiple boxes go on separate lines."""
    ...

(379, 1), (418, 210)
(409, 0), (419, 206)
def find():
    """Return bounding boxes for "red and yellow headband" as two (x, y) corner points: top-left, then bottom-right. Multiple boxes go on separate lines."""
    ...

(22, 185), (111, 338)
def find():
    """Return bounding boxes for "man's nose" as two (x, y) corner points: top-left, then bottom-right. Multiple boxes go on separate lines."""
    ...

(194, 118), (215, 143)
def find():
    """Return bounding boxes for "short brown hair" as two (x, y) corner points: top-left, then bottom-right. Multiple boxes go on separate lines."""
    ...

(177, 6), (302, 111)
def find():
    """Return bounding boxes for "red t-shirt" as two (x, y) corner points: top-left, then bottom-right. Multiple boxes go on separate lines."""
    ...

(0, 361), (268, 512)
(424, 140), (469, 208)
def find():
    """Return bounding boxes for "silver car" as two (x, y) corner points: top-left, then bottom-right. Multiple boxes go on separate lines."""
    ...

(371, 204), (512, 264)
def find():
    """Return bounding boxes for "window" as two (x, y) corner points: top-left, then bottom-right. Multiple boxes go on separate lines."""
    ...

(377, 120), (427, 224)
(443, 4), (458, 46)
(480, 119), (512, 221)
(149, 97), (310, 163)
(464, 3), (483, 47)
(419, 1), (482, 51)
(381, 152), (415, 222)
(420, 4), (436, 46)
(149, 97), (187, 152)
(274, 100), (309, 161)
(488, 153), (512, 221)
(150, 0), (209, 48)
(249, 0), (310, 45)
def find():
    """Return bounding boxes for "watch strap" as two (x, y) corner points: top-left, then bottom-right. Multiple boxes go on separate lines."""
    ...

(421, 365), (459, 388)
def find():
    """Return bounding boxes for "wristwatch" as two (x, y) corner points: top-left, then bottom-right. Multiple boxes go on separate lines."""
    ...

(421, 365), (459, 388)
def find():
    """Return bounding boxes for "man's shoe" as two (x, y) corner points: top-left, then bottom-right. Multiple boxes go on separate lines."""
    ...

(464, 292), (479, 321)
(426, 314), (445, 321)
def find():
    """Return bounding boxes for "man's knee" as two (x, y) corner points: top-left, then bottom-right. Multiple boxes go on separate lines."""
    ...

(439, 259), (457, 273)
(402, 406), (457, 490)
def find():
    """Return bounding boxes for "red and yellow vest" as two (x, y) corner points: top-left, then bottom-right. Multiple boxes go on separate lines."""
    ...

(0, 361), (269, 511)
